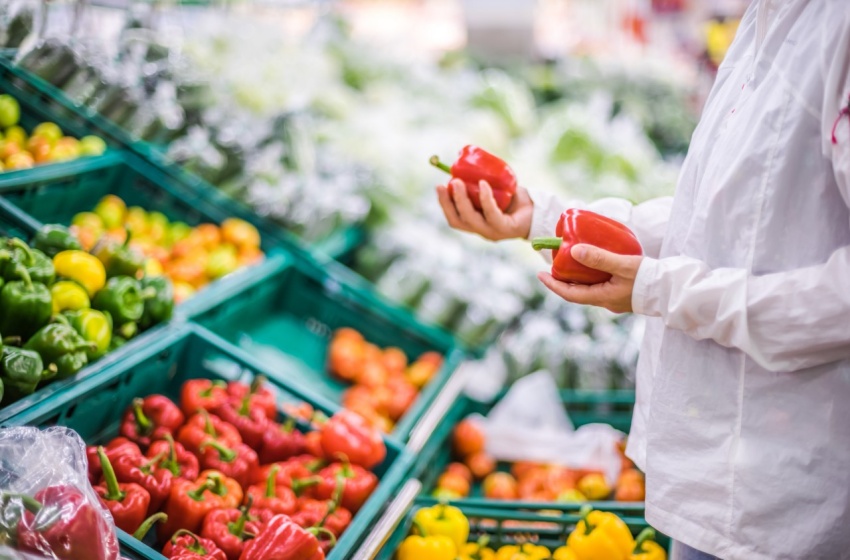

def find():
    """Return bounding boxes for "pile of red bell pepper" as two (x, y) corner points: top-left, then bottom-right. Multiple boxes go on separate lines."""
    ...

(85, 377), (387, 559)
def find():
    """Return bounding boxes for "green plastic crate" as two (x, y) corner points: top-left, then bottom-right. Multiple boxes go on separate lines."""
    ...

(409, 388), (643, 515)
(183, 251), (466, 443)
(0, 57), (363, 262)
(368, 490), (668, 560)
(6, 323), (414, 560)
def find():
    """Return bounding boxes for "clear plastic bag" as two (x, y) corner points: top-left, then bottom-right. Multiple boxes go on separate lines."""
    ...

(482, 371), (625, 484)
(0, 427), (120, 560)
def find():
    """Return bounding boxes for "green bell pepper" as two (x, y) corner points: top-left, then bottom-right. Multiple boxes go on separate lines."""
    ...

(0, 240), (55, 285)
(33, 224), (82, 258)
(24, 323), (94, 379)
(0, 268), (52, 340)
(140, 276), (174, 329)
(1, 346), (45, 401)
(25, 248), (55, 286)
(63, 309), (112, 360)
(92, 276), (151, 326)
(95, 234), (145, 279)
(109, 335), (127, 352)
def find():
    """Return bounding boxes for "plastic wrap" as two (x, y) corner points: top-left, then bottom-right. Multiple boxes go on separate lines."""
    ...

(0, 427), (120, 560)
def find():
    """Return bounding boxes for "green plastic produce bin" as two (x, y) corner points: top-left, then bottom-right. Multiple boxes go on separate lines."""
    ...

(408, 388), (643, 515)
(7, 323), (414, 560)
(352, 480), (667, 560)
(182, 250), (466, 443)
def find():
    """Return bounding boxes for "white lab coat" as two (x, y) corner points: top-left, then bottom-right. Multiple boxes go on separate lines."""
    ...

(529, 1), (850, 558)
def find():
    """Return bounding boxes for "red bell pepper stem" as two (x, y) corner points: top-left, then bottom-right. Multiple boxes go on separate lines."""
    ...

(429, 156), (452, 174)
(531, 237), (563, 251)
(306, 526), (337, 548)
(633, 528), (656, 554)
(200, 439), (237, 462)
(141, 451), (165, 472)
(228, 497), (252, 538)
(203, 381), (227, 397)
(160, 433), (180, 476)
(188, 479), (218, 502)
(133, 512), (168, 540)
(97, 446), (126, 502)
(200, 409), (218, 437)
(291, 476), (321, 497)
(266, 465), (280, 498)
(2, 493), (43, 514)
(238, 395), (251, 417)
(250, 376), (266, 395)
(133, 398), (153, 435)
(171, 529), (210, 555)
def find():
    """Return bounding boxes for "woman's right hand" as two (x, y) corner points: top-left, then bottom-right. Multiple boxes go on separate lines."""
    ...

(436, 179), (534, 241)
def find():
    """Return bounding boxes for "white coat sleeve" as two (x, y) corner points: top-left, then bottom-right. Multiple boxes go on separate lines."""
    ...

(632, 14), (850, 373)
(527, 190), (673, 259)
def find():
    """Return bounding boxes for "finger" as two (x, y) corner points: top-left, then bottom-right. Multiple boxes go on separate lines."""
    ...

(451, 179), (491, 232)
(436, 185), (465, 230)
(570, 244), (641, 278)
(478, 180), (508, 228)
(537, 272), (606, 306)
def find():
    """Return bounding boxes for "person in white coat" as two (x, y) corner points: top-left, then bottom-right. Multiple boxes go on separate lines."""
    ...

(437, 1), (850, 559)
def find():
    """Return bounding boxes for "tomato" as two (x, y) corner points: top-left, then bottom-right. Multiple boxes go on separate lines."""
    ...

(381, 347), (408, 375)
(453, 418), (486, 457)
(385, 376), (418, 421)
(465, 452), (496, 480)
(482, 472), (518, 500)
(444, 462), (473, 483)
(356, 360), (388, 388)
(437, 471), (470, 497)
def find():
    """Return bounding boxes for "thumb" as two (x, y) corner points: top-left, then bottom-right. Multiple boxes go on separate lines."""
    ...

(571, 244), (635, 277)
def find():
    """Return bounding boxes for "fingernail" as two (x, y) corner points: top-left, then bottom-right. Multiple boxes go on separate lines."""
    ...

(571, 245), (587, 260)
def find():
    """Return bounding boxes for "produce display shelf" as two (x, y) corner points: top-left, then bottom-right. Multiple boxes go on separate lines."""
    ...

(410, 388), (643, 514)
(0, 56), (362, 262)
(182, 250), (467, 443)
(6, 323), (414, 560)
(367, 484), (668, 560)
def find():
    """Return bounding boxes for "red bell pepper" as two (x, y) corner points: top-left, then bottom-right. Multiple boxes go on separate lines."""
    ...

(94, 446), (151, 534)
(313, 462), (377, 513)
(86, 437), (142, 484)
(163, 529), (227, 560)
(237, 514), (330, 560)
(198, 439), (259, 488)
(16, 486), (120, 560)
(304, 431), (324, 459)
(178, 411), (243, 456)
(260, 418), (306, 464)
(244, 464), (297, 516)
(214, 397), (269, 451)
(148, 433), (200, 481)
(226, 377), (277, 421)
(112, 451), (173, 514)
(200, 503), (262, 560)
(292, 498), (352, 538)
(249, 455), (325, 487)
(119, 395), (185, 450)
(181, 379), (229, 418)
(319, 410), (386, 469)
(531, 208), (643, 285)
(159, 477), (225, 543)
(199, 469), (244, 509)
(430, 145), (518, 212)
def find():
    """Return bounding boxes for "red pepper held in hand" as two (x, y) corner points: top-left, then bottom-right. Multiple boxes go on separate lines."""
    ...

(260, 418), (306, 463)
(120, 395), (185, 449)
(226, 377), (277, 421)
(159, 476), (225, 543)
(199, 439), (259, 488)
(112, 451), (173, 514)
(178, 411), (243, 456)
(148, 433), (200, 481)
(245, 464), (297, 516)
(16, 486), (120, 560)
(182, 379), (229, 418)
(214, 397), (269, 451)
(200, 502), (263, 560)
(430, 145), (517, 212)
(87, 437), (142, 484)
(94, 446), (151, 534)
(531, 209), (643, 285)
(238, 514), (331, 560)
(163, 529), (227, 560)
(320, 410), (386, 469)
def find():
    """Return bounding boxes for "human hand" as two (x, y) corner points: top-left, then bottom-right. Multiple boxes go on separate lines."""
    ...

(538, 244), (644, 313)
(436, 179), (533, 241)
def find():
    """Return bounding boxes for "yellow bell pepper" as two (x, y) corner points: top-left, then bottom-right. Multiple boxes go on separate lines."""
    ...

(53, 251), (106, 297)
(50, 281), (90, 314)
(412, 504), (469, 550)
(629, 529), (666, 560)
(396, 534), (456, 560)
(495, 543), (551, 560)
(553, 546), (579, 560)
(567, 506), (634, 560)
(460, 539), (496, 560)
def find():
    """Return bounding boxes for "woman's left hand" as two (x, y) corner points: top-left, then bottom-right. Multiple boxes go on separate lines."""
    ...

(538, 244), (644, 313)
